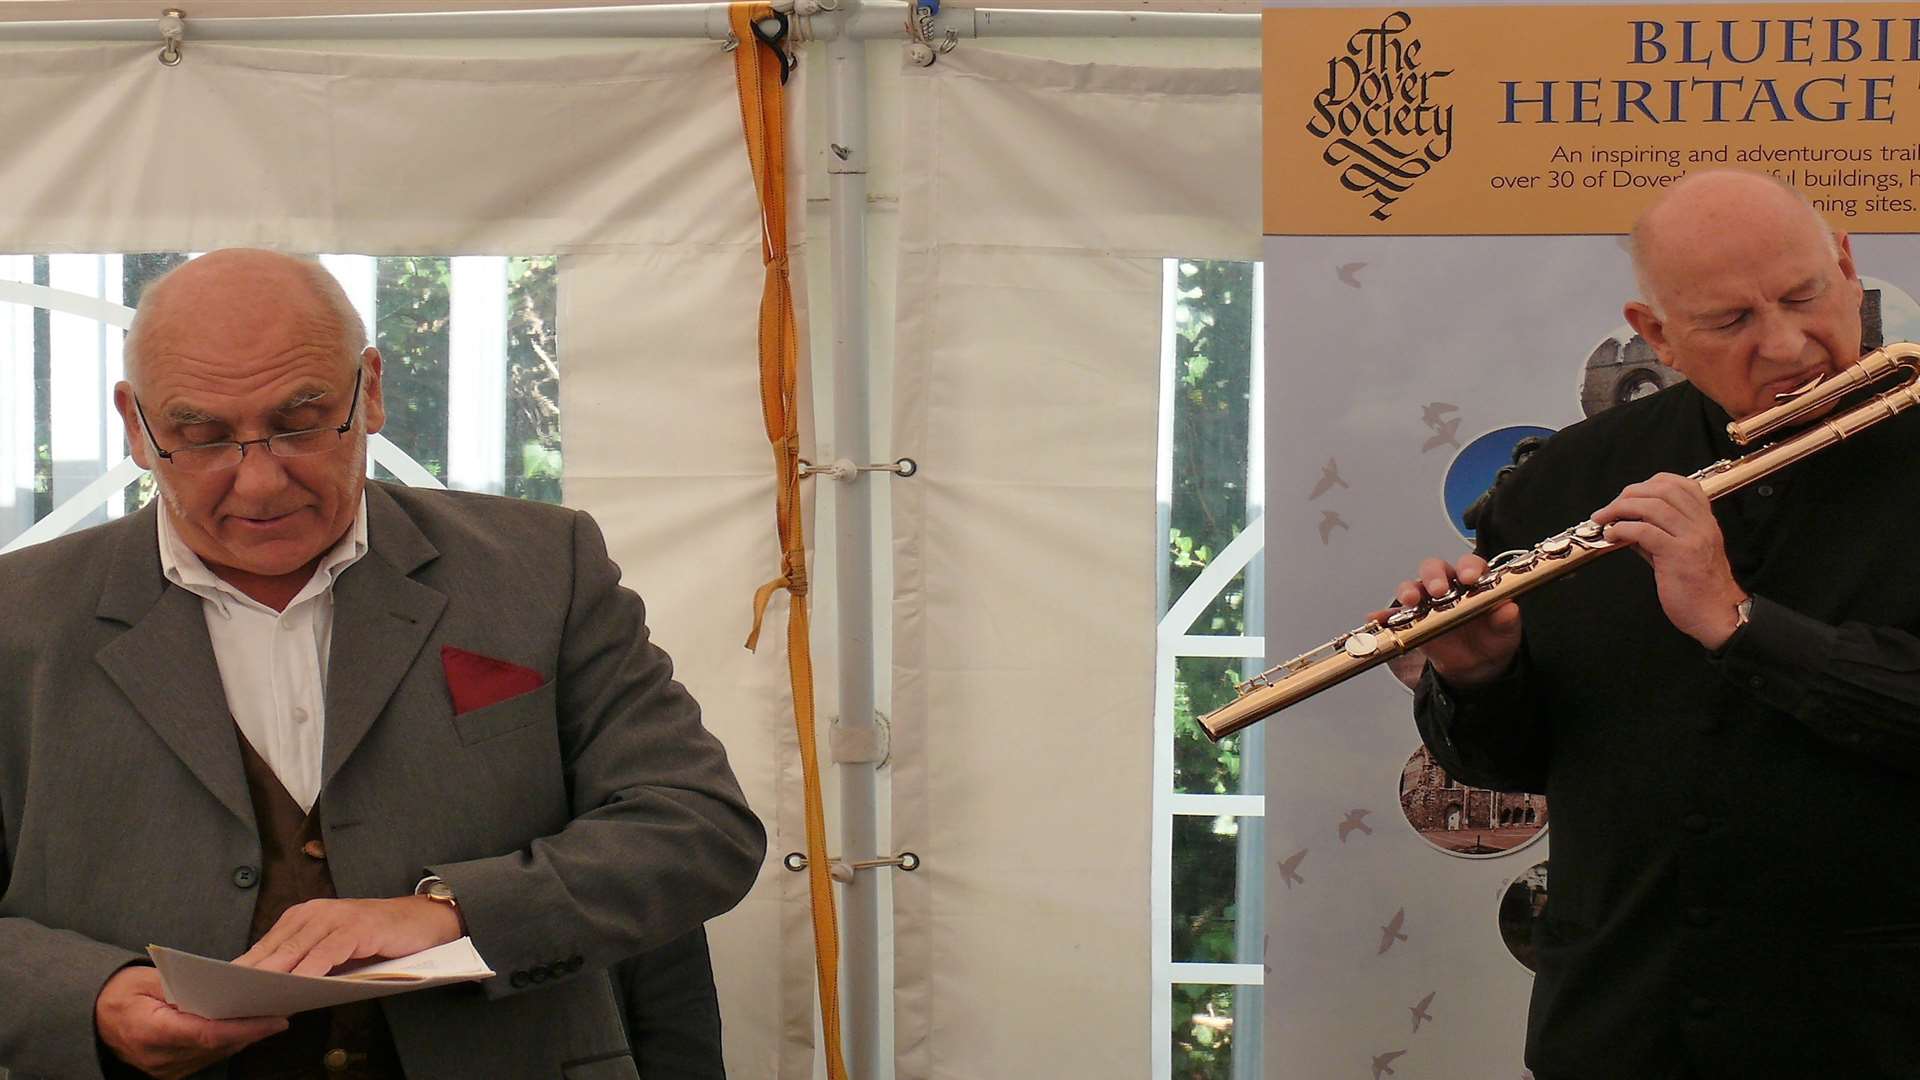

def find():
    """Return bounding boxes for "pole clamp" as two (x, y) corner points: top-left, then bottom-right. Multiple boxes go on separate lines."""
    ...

(799, 457), (918, 481)
(784, 851), (921, 883)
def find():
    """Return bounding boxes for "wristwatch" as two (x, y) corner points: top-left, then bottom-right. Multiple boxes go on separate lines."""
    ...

(415, 875), (459, 912)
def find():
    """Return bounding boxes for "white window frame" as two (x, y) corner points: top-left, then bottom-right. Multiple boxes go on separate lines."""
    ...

(1153, 259), (1267, 1080)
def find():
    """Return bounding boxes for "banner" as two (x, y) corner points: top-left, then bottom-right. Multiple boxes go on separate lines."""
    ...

(1261, 5), (1920, 1077)
(1267, 5), (1920, 233)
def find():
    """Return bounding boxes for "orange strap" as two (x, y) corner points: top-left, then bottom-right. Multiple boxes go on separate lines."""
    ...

(730, 10), (850, 1080)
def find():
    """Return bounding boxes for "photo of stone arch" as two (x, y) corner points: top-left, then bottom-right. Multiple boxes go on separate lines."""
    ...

(1498, 860), (1550, 975)
(1398, 744), (1547, 857)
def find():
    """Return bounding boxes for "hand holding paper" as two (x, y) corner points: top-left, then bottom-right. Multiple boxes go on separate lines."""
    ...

(150, 937), (496, 1021)
(236, 895), (465, 977)
(95, 966), (288, 1080)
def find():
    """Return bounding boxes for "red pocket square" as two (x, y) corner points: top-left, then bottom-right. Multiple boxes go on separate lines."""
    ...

(442, 646), (546, 716)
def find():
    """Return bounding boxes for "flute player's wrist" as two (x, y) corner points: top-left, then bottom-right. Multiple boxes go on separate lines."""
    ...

(1430, 649), (1520, 692)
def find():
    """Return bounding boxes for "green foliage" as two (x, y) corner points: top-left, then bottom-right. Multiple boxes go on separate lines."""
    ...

(1172, 984), (1237, 1079)
(505, 256), (562, 503)
(376, 256), (452, 482)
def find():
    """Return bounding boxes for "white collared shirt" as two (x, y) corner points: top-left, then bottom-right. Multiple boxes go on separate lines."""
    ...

(156, 494), (370, 813)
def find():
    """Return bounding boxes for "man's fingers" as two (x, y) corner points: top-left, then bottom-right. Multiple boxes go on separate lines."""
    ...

(290, 930), (363, 978)
(234, 905), (314, 969)
(1599, 495), (1691, 538)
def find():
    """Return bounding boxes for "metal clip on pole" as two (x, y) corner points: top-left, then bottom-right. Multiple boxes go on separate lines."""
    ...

(157, 9), (186, 66)
(784, 851), (921, 883)
(798, 457), (918, 481)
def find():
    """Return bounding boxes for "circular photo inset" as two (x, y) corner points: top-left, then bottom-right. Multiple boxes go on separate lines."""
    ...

(1441, 425), (1557, 544)
(1499, 859), (1550, 975)
(1399, 744), (1547, 858)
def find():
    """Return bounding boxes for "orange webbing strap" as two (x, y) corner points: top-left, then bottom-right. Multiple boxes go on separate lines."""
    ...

(730, 8), (851, 1080)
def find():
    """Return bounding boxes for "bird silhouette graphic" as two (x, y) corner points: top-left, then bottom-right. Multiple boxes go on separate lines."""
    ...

(1420, 401), (1459, 428)
(1278, 849), (1307, 888)
(1338, 809), (1373, 842)
(1378, 908), (1409, 955)
(1372, 1050), (1407, 1079)
(1336, 261), (1368, 289)
(1410, 991), (1435, 1033)
(1318, 511), (1350, 545)
(1310, 458), (1349, 499)
(1421, 416), (1462, 452)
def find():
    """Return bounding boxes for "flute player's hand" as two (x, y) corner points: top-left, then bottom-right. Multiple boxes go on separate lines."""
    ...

(1368, 554), (1522, 690)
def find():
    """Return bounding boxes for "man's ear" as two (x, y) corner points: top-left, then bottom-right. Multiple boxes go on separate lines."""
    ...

(360, 346), (387, 436)
(112, 382), (153, 471)
(1624, 301), (1678, 372)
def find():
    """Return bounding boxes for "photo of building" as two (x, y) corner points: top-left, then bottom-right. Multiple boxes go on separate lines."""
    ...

(1399, 744), (1548, 856)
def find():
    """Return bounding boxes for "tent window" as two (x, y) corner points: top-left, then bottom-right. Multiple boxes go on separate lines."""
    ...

(1160, 257), (1264, 1080)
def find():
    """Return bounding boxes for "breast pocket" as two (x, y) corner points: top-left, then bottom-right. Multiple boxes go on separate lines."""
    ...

(450, 679), (556, 746)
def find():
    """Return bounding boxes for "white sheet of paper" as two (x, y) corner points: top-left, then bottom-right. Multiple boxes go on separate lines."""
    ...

(148, 937), (495, 1020)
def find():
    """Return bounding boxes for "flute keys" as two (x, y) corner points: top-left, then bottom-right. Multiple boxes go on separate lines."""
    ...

(1343, 632), (1380, 658)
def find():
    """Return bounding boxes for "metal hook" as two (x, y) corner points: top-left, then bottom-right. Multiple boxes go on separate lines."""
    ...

(157, 8), (186, 67)
(749, 9), (798, 85)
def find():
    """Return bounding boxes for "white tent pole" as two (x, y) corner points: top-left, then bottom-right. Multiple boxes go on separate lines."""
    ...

(0, 4), (1259, 41)
(825, 2), (884, 1076)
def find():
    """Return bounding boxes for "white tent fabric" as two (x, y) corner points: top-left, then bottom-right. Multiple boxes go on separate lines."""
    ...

(0, 40), (815, 1077)
(889, 49), (1257, 1078)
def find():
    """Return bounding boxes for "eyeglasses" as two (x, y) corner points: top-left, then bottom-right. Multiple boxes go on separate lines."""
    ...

(134, 368), (364, 474)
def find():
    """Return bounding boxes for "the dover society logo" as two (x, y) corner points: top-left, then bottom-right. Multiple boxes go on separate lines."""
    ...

(1306, 10), (1455, 221)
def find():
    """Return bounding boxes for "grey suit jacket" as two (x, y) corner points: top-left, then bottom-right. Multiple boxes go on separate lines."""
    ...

(0, 482), (767, 1080)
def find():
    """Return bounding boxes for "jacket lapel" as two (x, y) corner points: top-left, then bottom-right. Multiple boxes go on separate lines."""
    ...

(94, 504), (255, 827)
(320, 484), (446, 793)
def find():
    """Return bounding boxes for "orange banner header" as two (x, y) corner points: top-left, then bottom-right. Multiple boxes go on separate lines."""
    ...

(1264, 5), (1920, 234)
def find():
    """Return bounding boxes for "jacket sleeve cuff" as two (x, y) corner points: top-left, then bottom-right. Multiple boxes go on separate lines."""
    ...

(1709, 593), (1838, 714)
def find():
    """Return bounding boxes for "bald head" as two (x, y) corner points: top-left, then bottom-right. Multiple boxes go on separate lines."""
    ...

(1619, 168), (1865, 420)
(125, 249), (366, 392)
(1629, 171), (1837, 318)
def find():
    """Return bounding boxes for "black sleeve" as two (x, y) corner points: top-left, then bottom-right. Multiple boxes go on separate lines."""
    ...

(1711, 593), (1920, 776)
(1408, 447), (1553, 794)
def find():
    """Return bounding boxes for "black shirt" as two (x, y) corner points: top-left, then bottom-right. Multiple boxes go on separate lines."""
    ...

(1414, 379), (1920, 1079)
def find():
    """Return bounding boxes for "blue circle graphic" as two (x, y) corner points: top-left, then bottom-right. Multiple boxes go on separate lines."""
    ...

(1443, 426), (1558, 542)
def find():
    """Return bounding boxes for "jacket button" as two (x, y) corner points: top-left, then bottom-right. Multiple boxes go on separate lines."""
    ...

(530, 967), (549, 984)
(301, 840), (327, 861)
(232, 866), (259, 889)
(1682, 813), (1709, 834)
(510, 971), (530, 989)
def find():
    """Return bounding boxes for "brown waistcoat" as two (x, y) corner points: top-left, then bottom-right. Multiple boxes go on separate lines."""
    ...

(223, 732), (406, 1080)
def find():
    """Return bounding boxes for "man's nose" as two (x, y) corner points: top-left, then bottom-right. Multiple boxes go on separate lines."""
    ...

(230, 441), (292, 495)
(1753, 306), (1808, 363)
